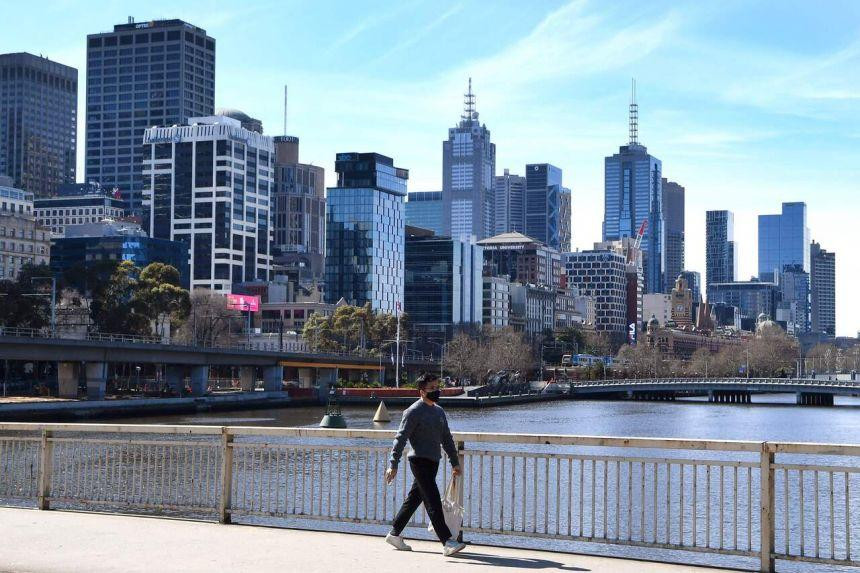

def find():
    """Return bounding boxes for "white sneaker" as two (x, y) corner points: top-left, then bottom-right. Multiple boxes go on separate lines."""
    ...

(443, 540), (466, 556)
(385, 533), (412, 551)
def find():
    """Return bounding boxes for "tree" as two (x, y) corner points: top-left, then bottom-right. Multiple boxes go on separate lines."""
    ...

(486, 328), (534, 374)
(0, 263), (51, 329)
(688, 348), (713, 377)
(91, 260), (150, 334)
(301, 303), (406, 355)
(807, 343), (838, 373)
(444, 333), (480, 383)
(134, 263), (190, 338)
(583, 330), (611, 356)
(749, 330), (798, 377)
(175, 289), (242, 346)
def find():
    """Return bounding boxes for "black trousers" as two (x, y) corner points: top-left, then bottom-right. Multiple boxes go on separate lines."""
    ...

(390, 457), (452, 543)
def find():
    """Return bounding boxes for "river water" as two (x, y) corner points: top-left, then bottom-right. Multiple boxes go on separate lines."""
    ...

(123, 394), (860, 444)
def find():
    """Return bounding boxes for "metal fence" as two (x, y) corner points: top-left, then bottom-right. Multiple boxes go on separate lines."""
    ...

(0, 423), (858, 571)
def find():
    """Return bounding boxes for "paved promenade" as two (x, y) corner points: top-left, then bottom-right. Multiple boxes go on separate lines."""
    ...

(0, 508), (733, 573)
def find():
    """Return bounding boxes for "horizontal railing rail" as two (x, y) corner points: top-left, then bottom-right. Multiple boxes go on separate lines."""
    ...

(0, 422), (858, 571)
(570, 377), (860, 389)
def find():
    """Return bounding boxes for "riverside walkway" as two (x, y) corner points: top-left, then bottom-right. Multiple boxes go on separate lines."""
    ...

(0, 507), (729, 573)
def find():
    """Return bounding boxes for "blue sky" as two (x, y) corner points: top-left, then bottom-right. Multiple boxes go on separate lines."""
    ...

(3, 0), (858, 335)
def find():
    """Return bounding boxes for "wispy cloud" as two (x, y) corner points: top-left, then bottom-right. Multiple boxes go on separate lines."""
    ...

(370, 3), (464, 65)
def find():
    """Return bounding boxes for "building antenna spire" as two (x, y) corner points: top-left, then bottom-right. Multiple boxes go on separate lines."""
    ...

(629, 78), (639, 146)
(284, 84), (294, 135)
(462, 77), (477, 124)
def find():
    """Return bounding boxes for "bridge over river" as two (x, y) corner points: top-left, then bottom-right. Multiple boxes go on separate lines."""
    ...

(568, 377), (860, 406)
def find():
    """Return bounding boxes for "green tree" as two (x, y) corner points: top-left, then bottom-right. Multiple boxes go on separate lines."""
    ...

(134, 263), (190, 338)
(0, 263), (52, 329)
(92, 260), (149, 334)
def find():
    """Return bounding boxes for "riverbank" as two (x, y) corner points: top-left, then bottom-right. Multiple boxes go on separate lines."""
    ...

(0, 391), (314, 422)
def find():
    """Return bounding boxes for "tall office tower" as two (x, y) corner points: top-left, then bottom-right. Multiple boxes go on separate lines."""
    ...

(559, 186), (571, 252)
(705, 210), (737, 300)
(405, 227), (483, 337)
(493, 169), (525, 235)
(602, 82), (663, 293)
(324, 152), (407, 313)
(86, 19), (215, 215)
(525, 163), (563, 250)
(661, 178), (684, 292)
(405, 191), (444, 236)
(442, 79), (495, 240)
(810, 240), (836, 336)
(679, 269), (702, 305)
(0, 53), (77, 197)
(141, 115), (274, 292)
(272, 135), (325, 283)
(758, 202), (810, 282)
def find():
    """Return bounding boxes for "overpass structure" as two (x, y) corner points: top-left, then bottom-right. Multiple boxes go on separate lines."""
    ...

(568, 377), (860, 406)
(0, 329), (435, 400)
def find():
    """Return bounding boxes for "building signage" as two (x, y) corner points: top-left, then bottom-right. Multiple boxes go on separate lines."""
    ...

(227, 294), (260, 312)
(144, 133), (182, 144)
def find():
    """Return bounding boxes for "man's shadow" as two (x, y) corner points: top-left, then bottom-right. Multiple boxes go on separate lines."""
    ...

(413, 549), (589, 570)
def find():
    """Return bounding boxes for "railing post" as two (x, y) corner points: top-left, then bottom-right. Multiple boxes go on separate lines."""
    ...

(37, 430), (53, 510)
(219, 428), (234, 524)
(759, 442), (775, 572)
(456, 440), (465, 542)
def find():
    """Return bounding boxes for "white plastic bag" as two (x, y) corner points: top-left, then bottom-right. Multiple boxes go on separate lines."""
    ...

(428, 476), (464, 539)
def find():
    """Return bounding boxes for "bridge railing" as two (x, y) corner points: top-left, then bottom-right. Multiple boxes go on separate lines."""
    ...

(569, 377), (860, 388)
(0, 423), (858, 571)
(0, 327), (432, 363)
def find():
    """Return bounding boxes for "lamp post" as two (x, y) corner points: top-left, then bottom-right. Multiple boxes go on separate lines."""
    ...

(424, 340), (446, 381)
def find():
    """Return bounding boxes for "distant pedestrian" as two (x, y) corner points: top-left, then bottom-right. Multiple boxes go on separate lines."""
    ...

(384, 373), (466, 556)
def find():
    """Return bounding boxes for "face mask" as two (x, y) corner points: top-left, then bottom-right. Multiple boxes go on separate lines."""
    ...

(425, 389), (441, 402)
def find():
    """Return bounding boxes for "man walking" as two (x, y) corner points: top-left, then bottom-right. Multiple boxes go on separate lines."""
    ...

(384, 373), (466, 556)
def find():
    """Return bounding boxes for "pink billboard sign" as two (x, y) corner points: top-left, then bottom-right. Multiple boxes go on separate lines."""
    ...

(227, 293), (260, 312)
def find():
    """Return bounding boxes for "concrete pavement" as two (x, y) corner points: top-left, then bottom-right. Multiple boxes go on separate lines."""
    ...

(0, 507), (735, 573)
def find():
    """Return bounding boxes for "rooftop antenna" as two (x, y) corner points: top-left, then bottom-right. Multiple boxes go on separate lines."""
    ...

(462, 77), (477, 124)
(629, 78), (639, 146)
(283, 84), (288, 135)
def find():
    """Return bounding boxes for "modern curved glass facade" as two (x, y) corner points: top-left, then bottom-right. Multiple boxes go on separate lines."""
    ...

(324, 152), (406, 313)
(758, 202), (809, 282)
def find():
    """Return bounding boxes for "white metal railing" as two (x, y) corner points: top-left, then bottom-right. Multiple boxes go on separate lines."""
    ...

(570, 377), (860, 389)
(0, 423), (858, 571)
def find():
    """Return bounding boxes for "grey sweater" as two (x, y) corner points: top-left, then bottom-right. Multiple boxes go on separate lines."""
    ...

(389, 399), (459, 469)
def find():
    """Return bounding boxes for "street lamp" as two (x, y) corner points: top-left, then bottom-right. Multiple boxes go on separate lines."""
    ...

(424, 340), (446, 381)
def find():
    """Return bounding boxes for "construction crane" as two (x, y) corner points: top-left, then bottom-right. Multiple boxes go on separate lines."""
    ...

(627, 219), (648, 263)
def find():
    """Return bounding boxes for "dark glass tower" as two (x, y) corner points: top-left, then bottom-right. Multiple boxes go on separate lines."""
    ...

(705, 210), (737, 301)
(525, 163), (562, 250)
(602, 83), (664, 293)
(0, 53), (77, 197)
(85, 19), (215, 215)
(661, 178), (685, 293)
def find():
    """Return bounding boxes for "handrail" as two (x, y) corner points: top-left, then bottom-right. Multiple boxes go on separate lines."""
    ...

(1, 422), (859, 571)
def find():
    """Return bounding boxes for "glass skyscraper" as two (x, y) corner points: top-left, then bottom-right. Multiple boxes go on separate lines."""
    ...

(705, 210), (737, 300)
(0, 53), (77, 197)
(602, 91), (663, 294)
(525, 163), (563, 250)
(492, 169), (525, 235)
(442, 79), (495, 240)
(405, 231), (482, 336)
(86, 19), (215, 215)
(661, 178), (684, 293)
(559, 187), (571, 253)
(141, 115), (274, 292)
(758, 202), (810, 282)
(324, 152), (407, 313)
(405, 191), (443, 236)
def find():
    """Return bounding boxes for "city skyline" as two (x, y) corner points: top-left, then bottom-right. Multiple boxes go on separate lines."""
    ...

(0, 0), (857, 335)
